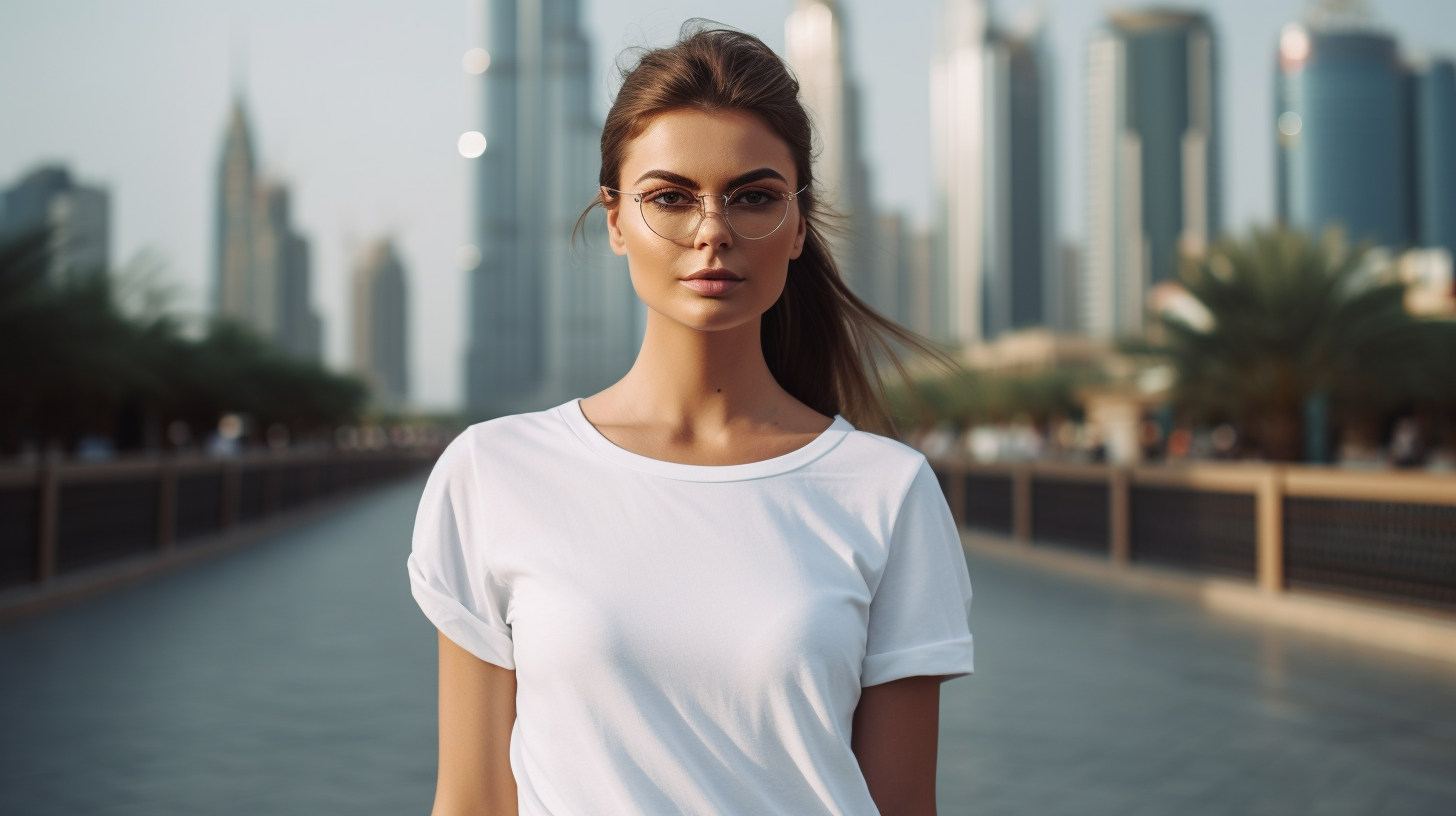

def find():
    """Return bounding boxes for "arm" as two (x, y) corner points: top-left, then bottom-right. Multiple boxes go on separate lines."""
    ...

(851, 674), (943, 816)
(433, 631), (518, 816)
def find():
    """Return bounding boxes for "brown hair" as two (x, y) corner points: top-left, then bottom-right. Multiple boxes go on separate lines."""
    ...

(588, 23), (938, 434)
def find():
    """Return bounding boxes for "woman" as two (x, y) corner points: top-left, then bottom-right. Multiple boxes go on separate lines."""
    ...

(409, 25), (973, 816)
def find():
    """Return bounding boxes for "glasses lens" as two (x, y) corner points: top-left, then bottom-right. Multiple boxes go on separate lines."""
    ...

(640, 190), (702, 240)
(725, 188), (790, 240)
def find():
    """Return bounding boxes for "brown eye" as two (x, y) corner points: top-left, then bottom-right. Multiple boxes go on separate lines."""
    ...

(729, 189), (775, 207)
(646, 190), (693, 209)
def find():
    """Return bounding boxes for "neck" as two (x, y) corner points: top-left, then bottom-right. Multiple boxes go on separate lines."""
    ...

(614, 308), (787, 428)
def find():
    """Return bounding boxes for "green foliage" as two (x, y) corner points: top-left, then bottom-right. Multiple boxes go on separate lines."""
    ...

(887, 363), (1103, 432)
(1157, 226), (1456, 460)
(0, 228), (366, 454)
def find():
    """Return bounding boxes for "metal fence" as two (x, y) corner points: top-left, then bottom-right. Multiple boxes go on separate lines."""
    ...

(931, 459), (1456, 611)
(0, 450), (434, 593)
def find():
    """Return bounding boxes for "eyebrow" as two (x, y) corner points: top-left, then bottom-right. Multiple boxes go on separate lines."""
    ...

(633, 167), (789, 189)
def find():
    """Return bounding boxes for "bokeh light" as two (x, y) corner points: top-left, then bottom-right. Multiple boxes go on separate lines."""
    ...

(463, 47), (491, 74)
(458, 131), (486, 158)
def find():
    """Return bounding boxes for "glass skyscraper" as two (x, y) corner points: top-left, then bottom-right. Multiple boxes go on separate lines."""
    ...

(1085, 10), (1220, 338)
(1415, 58), (1456, 255)
(465, 0), (638, 416)
(1275, 19), (1412, 249)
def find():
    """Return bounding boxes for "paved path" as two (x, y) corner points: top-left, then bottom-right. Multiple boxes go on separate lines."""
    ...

(2, 476), (1454, 815)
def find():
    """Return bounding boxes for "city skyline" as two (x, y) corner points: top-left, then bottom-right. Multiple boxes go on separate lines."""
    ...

(4, 0), (1456, 409)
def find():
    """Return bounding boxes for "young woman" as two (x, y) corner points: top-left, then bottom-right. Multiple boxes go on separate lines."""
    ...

(409, 25), (973, 816)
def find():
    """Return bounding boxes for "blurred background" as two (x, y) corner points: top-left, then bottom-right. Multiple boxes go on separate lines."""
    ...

(2, 0), (1455, 814)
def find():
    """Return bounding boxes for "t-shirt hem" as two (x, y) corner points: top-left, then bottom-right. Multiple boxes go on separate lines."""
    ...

(861, 635), (974, 687)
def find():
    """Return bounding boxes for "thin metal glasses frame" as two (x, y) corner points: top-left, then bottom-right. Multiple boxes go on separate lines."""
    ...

(603, 183), (809, 241)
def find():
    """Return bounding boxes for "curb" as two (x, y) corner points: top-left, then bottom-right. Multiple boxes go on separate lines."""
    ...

(960, 529), (1456, 666)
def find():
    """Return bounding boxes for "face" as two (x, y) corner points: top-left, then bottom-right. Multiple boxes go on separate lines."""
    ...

(605, 108), (807, 333)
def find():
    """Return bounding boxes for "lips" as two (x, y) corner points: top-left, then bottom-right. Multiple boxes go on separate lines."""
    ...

(680, 268), (744, 297)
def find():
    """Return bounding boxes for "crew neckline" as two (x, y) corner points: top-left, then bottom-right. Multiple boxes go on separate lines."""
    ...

(558, 399), (853, 482)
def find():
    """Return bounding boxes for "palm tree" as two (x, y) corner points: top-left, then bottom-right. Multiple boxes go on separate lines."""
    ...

(1158, 226), (1455, 462)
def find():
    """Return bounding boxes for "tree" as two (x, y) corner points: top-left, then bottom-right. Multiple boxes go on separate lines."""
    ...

(1157, 226), (1456, 461)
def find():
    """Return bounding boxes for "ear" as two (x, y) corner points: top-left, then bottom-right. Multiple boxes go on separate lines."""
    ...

(787, 215), (808, 260)
(604, 188), (628, 256)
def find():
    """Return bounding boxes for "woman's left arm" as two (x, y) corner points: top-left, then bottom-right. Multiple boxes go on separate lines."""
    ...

(851, 674), (943, 816)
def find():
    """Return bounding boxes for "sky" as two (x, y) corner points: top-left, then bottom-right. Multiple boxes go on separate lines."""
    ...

(2, 0), (1454, 411)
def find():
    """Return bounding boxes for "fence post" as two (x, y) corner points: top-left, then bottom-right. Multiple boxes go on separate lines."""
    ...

(1256, 467), (1285, 594)
(157, 462), (177, 552)
(1109, 466), (1130, 565)
(222, 463), (240, 532)
(36, 460), (59, 584)
(1013, 466), (1032, 545)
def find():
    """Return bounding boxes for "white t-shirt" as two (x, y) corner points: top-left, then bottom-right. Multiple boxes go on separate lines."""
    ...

(408, 400), (974, 816)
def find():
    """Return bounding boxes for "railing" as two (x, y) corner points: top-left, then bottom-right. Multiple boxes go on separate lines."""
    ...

(0, 449), (436, 593)
(930, 459), (1456, 611)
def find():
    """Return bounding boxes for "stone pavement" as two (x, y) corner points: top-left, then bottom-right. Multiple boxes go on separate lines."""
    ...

(1, 476), (1454, 815)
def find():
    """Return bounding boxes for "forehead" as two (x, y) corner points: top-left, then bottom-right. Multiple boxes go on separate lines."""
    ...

(620, 108), (797, 187)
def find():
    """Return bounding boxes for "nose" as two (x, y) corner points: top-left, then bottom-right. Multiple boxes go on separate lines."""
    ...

(694, 195), (733, 249)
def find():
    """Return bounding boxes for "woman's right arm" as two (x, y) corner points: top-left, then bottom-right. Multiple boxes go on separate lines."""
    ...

(433, 631), (518, 816)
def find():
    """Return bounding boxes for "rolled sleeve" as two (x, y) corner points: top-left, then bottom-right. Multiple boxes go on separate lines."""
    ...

(861, 460), (974, 686)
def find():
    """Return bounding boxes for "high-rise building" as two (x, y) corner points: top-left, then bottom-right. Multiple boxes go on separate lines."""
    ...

(1275, 8), (1411, 249)
(0, 165), (110, 284)
(352, 239), (410, 408)
(1414, 57), (1456, 256)
(214, 99), (323, 360)
(1086, 9), (1220, 338)
(931, 1), (1056, 347)
(466, 0), (638, 416)
(786, 0), (878, 306)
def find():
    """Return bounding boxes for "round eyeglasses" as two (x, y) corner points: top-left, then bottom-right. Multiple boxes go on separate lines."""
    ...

(604, 183), (809, 241)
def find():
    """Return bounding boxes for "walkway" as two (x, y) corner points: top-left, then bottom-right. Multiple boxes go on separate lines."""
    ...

(1, 477), (1454, 815)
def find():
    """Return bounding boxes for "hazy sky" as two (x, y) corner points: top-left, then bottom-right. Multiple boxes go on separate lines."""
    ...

(3, 0), (1453, 410)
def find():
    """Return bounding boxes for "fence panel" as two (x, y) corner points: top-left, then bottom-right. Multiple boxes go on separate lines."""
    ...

(1130, 486), (1256, 578)
(56, 479), (159, 573)
(0, 486), (38, 588)
(1285, 497), (1456, 609)
(239, 468), (268, 523)
(1031, 478), (1109, 554)
(963, 473), (1013, 535)
(175, 473), (224, 543)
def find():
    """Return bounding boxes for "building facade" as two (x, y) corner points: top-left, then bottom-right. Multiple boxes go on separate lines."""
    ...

(0, 165), (110, 284)
(214, 100), (323, 360)
(932, 0), (1057, 347)
(352, 240), (410, 409)
(466, 0), (638, 416)
(1415, 57), (1456, 256)
(1275, 18), (1411, 249)
(1085, 10), (1220, 338)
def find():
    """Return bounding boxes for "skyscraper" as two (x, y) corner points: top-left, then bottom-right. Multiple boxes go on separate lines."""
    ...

(466, 0), (638, 416)
(1086, 9), (1220, 338)
(1414, 57), (1456, 256)
(932, 0), (1056, 346)
(352, 239), (410, 409)
(1275, 6), (1411, 249)
(213, 99), (323, 360)
(786, 0), (878, 306)
(0, 165), (110, 284)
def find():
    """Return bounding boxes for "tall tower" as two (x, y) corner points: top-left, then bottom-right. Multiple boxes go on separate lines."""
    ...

(465, 0), (637, 416)
(1085, 10), (1220, 338)
(1415, 57), (1456, 255)
(352, 239), (410, 409)
(932, 0), (1056, 346)
(1275, 3), (1412, 249)
(786, 0), (877, 305)
(216, 99), (256, 323)
(213, 99), (323, 360)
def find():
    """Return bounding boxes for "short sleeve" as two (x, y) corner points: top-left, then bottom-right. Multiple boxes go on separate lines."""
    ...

(407, 432), (515, 669)
(861, 459), (974, 686)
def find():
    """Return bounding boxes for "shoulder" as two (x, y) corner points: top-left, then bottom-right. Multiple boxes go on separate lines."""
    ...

(429, 406), (579, 485)
(823, 426), (937, 496)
